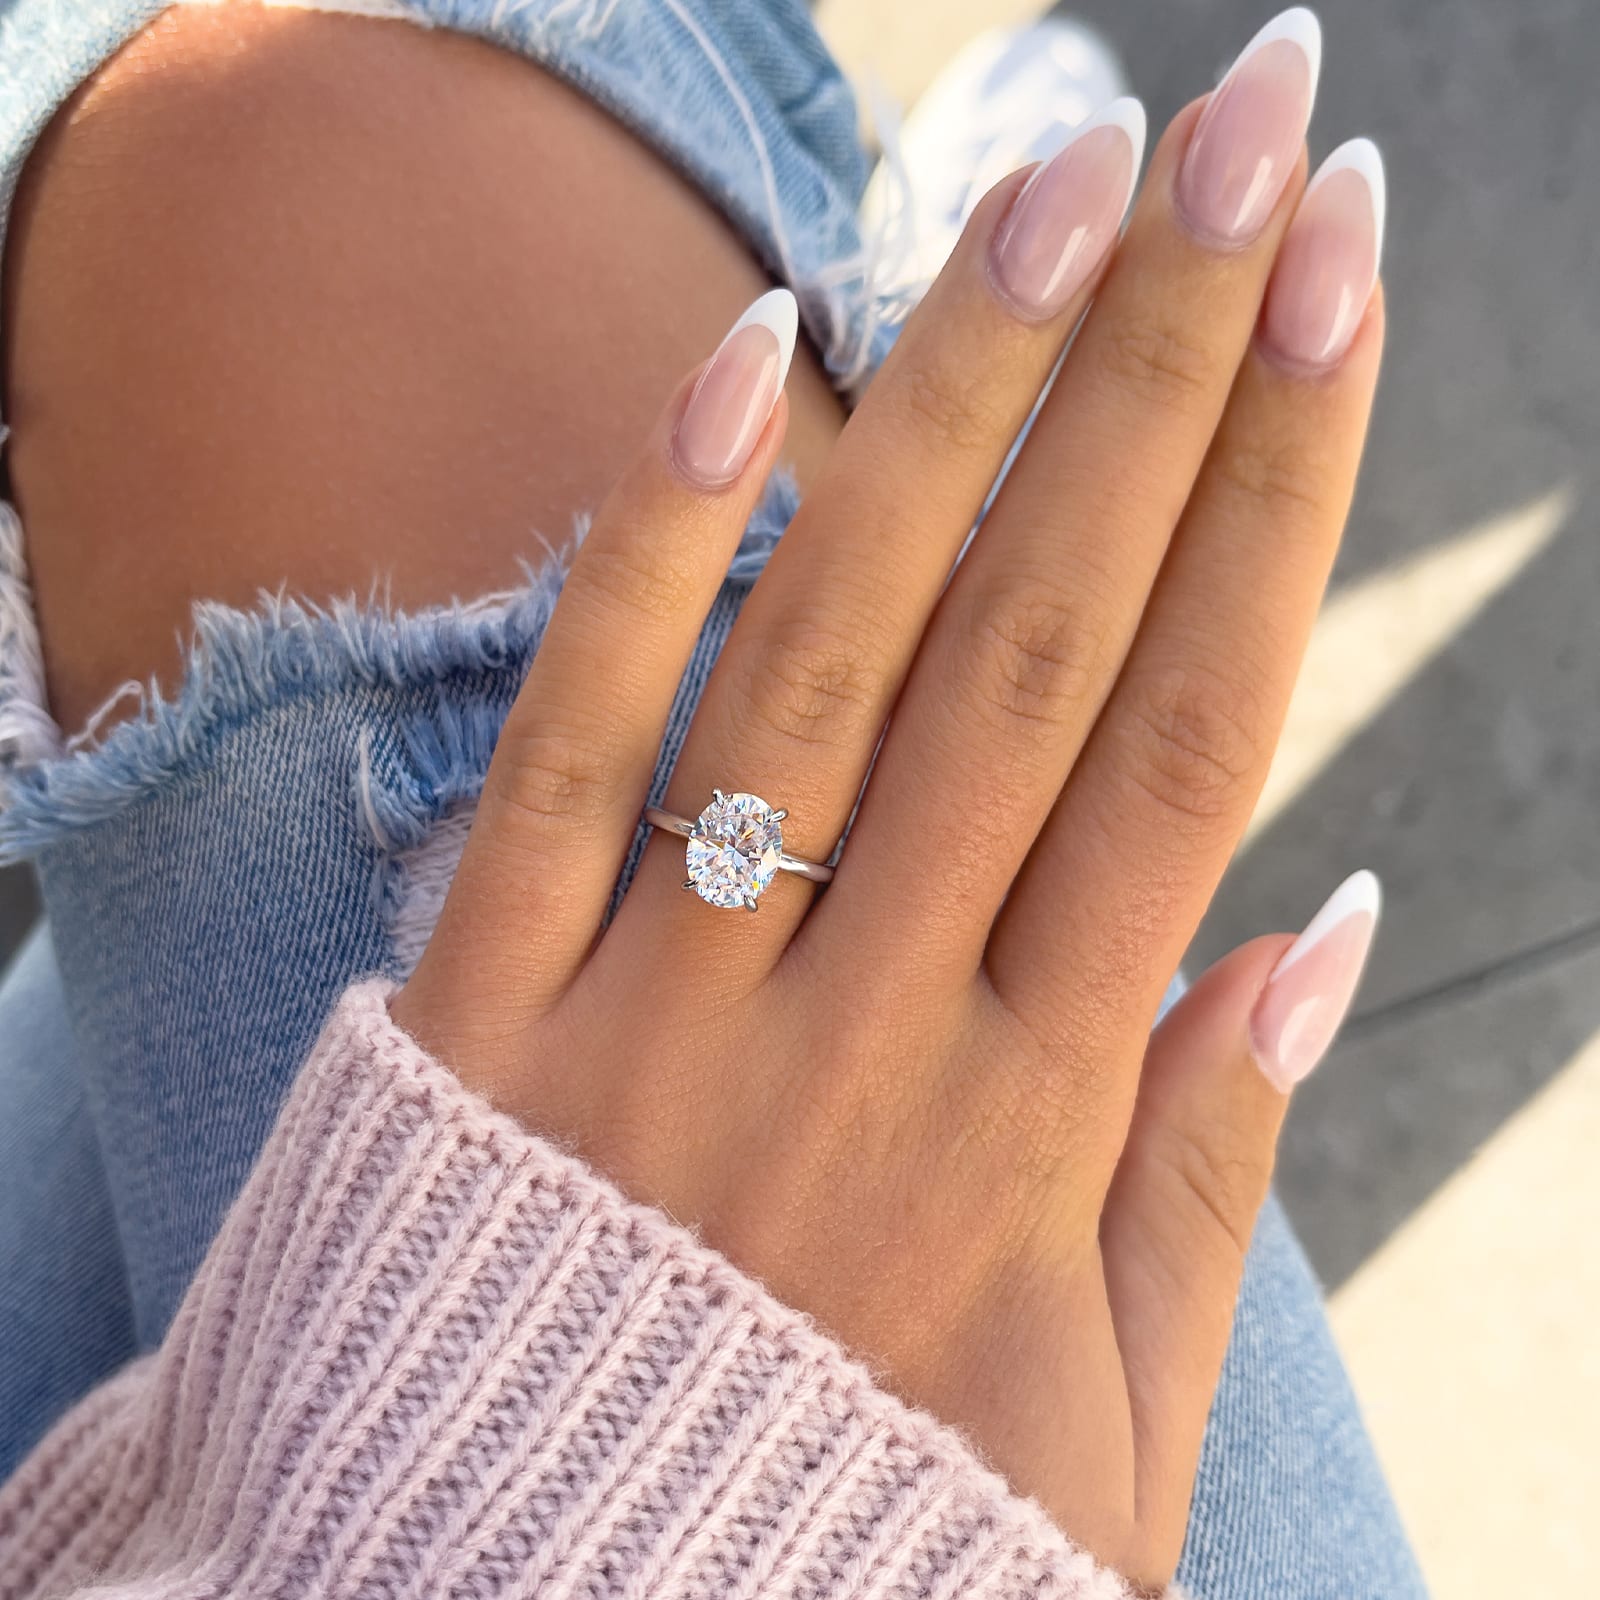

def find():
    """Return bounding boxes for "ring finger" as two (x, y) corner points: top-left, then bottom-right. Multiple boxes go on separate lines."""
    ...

(610, 98), (1149, 963)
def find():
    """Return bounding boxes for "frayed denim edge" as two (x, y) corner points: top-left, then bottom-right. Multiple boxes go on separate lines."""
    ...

(0, 471), (800, 864)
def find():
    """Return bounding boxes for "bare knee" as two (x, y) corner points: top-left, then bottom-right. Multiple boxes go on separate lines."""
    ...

(3, 3), (842, 731)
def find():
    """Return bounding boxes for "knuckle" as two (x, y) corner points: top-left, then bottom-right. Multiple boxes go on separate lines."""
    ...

(579, 522), (701, 627)
(890, 1007), (1095, 1232)
(740, 615), (882, 750)
(490, 723), (618, 832)
(1117, 665), (1263, 826)
(896, 354), (1009, 456)
(963, 586), (1103, 730)
(1099, 314), (1217, 408)
(993, 1071), (1107, 1199)
(1163, 1126), (1266, 1260)
(1213, 435), (1331, 524)
(982, 1011), (1122, 1192)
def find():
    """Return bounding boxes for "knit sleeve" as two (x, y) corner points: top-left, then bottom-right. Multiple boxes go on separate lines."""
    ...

(0, 981), (1153, 1600)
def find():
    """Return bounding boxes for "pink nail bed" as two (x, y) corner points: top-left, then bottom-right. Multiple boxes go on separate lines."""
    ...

(672, 288), (797, 489)
(1177, 8), (1322, 247)
(1249, 870), (1381, 1093)
(989, 98), (1146, 322)
(1261, 138), (1386, 371)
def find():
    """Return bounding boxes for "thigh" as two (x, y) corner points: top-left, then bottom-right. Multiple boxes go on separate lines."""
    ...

(2, 1), (847, 735)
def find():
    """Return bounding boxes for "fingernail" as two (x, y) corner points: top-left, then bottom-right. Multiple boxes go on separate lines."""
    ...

(1250, 869), (1380, 1092)
(989, 97), (1146, 322)
(1260, 138), (1385, 372)
(1177, 7), (1322, 247)
(672, 288), (797, 488)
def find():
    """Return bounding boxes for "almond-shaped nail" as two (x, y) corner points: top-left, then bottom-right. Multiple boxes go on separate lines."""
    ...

(1250, 869), (1380, 1092)
(1177, 8), (1322, 247)
(1261, 138), (1385, 372)
(672, 288), (797, 489)
(989, 97), (1147, 322)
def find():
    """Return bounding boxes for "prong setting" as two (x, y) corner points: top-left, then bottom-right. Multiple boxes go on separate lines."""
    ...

(682, 789), (785, 911)
(641, 793), (833, 898)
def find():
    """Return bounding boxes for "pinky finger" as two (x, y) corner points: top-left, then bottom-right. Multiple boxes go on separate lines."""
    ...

(1100, 870), (1381, 1560)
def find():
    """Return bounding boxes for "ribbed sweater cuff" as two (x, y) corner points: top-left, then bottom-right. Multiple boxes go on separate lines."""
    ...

(0, 981), (1154, 1599)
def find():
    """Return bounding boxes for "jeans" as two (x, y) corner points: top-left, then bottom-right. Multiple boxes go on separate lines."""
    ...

(0, 3), (1425, 1594)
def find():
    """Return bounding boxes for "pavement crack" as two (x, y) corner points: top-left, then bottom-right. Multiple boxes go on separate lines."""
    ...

(1344, 914), (1600, 1040)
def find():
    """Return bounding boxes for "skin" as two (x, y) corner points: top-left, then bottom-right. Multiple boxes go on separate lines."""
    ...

(5, 6), (1383, 1589)
(2, 4), (846, 732)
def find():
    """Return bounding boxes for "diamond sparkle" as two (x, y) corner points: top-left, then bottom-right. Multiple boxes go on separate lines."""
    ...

(684, 790), (784, 910)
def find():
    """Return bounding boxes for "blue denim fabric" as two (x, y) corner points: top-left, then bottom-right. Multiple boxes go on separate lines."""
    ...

(0, 0), (890, 395)
(0, 926), (134, 1477)
(0, 4), (1425, 1595)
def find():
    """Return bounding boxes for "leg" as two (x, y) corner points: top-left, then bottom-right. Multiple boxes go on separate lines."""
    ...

(2, 2), (847, 732)
(1179, 1195), (1428, 1597)
(0, 926), (134, 1479)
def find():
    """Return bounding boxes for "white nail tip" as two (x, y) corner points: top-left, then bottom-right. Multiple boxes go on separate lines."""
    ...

(1274, 869), (1382, 977)
(1232, 7), (1323, 99)
(1074, 95), (1149, 180)
(1041, 96), (1147, 219)
(725, 288), (798, 394)
(1312, 136), (1387, 263)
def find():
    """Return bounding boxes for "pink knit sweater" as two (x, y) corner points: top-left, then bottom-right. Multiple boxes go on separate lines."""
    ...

(0, 983), (1154, 1599)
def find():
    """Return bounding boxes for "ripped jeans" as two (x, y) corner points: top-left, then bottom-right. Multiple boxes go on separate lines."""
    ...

(0, 3), (1425, 1595)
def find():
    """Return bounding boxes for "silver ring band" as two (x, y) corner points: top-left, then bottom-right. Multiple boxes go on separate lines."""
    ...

(643, 805), (835, 884)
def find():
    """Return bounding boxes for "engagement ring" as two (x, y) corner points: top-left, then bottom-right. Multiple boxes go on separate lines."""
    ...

(643, 790), (835, 911)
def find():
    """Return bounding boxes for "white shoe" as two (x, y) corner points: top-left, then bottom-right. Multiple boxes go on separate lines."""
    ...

(859, 18), (1129, 298)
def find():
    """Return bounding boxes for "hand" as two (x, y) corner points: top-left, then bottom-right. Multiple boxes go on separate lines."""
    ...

(393, 27), (1384, 1588)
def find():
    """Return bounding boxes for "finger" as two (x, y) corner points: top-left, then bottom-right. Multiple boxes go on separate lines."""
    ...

(405, 290), (796, 1024)
(992, 140), (1386, 1037)
(1100, 871), (1380, 1558)
(610, 100), (1146, 963)
(823, 14), (1322, 971)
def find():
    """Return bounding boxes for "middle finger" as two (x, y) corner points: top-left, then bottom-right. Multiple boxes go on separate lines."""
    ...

(814, 11), (1321, 971)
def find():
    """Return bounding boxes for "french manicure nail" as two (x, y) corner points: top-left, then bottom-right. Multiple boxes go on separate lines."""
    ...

(989, 97), (1147, 322)
(672, 288), (797, 489)
(1177, 7), (1322, 247)
(1261, 138), (1385, 371)
(1250, 869), (1381, 1092)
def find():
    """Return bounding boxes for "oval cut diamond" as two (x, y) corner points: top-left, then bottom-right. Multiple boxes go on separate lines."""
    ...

(685, 791), (783, 909)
